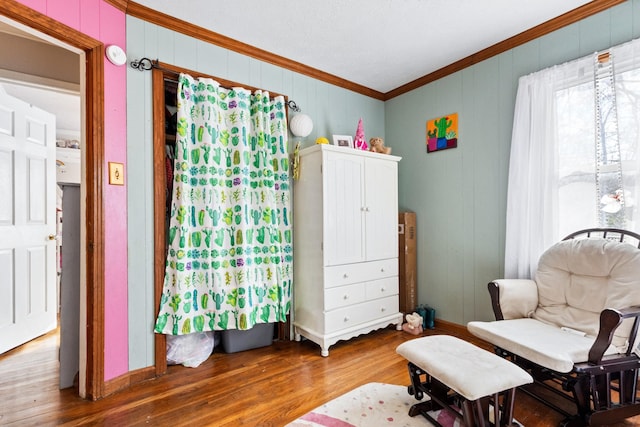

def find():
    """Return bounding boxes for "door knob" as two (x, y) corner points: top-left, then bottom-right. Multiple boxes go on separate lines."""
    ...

(48, 234), (56, 240)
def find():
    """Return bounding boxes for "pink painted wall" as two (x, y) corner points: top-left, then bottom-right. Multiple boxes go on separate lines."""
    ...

(16, 0), (129, 381)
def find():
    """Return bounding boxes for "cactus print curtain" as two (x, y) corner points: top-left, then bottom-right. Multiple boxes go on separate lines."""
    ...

(155, 73), (292, 335)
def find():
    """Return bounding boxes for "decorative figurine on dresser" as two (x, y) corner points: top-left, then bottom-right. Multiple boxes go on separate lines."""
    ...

(293, 143), (403, 356)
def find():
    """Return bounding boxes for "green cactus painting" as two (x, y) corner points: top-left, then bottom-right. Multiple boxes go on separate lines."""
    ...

(433, 117), (452, 138)
(426, 113), (458, 153)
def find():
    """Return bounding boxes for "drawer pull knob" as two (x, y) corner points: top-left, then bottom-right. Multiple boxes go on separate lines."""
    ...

(344, 316), (350, 322)
(380, 287), (386, 292)
(381, 268), (385, 272)
(343, 294), (349, 300)
(381, 307), (386, 312)
(343, 273), (348, 279)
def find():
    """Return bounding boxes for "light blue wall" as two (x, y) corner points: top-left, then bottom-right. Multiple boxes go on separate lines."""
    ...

(125, 17), (385, 369)
(125, 1), (640, 369)
(385, 0), (640, 326)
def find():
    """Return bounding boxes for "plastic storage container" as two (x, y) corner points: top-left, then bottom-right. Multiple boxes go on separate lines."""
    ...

(221, 323), (274, 353)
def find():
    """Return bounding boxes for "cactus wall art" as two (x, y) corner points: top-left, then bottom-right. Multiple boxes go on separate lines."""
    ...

(426, 113), (458, 153)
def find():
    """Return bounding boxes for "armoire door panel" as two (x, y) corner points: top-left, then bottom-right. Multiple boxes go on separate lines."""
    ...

(324, 152), (365, 266)
(364, 158), (399, 261)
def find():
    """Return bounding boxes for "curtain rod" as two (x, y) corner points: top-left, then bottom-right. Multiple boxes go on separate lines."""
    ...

(129, 57), (296, 109)
(130, 57), (250, 91)
(130, 57), (178, 75)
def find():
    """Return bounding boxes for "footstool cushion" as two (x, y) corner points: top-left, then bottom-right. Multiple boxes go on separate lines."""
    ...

(396, 335), (533, 401)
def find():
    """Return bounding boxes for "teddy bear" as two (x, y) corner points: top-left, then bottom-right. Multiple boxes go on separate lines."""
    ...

(369, 137), (392, 154)
(402, 312), (424, 335)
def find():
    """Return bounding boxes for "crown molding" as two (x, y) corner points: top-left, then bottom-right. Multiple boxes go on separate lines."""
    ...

(126, 1), (385, 100)
(384, 0), (626, 100)
(103, 0), (128, 13)
(125, 0), (623, 101)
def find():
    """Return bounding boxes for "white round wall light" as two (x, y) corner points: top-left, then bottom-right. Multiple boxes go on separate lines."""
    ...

(106, 45), (127, 66)
(289, 113), (313, 138)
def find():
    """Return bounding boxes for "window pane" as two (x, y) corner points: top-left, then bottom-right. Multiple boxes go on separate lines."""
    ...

(557, 81), (596, 237)
(556, 67), (640, 236)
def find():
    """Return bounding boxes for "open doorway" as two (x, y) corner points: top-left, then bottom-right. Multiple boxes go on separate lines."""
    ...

(0, 2), (106, 400)
(0, 20), (82, 390)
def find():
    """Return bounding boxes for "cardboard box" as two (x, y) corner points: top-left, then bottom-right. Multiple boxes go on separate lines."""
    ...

(398, 212), (417, 316)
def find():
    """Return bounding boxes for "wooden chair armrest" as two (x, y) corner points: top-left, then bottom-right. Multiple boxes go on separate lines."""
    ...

(488, 282), (504, 320)
(488, 279), (538, 321)
(588, 306), (640, 365)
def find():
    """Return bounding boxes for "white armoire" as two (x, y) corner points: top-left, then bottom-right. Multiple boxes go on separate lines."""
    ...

(293, 144), (402, 356)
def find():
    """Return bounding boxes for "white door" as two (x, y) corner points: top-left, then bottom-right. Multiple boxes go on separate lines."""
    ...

(0, 85), (57, 354)
(364, 157), (399, 261)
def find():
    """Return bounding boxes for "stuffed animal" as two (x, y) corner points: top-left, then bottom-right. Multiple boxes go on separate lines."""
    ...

(402, 312), (423, 335)
(369, 137), (392, 154)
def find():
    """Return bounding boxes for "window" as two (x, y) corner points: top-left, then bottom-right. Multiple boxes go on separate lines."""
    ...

(556, 65), (640, 237)
(505, 38), (640, 278)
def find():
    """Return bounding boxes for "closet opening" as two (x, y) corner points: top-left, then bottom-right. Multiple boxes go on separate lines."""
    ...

(151, 62), (292, 374)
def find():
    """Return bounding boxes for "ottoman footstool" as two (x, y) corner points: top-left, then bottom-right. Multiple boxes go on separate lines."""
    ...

(396, 335), (533, 427)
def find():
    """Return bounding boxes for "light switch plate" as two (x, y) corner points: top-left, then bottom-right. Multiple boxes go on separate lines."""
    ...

(109, 162), (125, 185)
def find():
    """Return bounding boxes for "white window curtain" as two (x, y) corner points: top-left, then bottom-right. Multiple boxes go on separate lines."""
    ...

(505, 38), (640, 278)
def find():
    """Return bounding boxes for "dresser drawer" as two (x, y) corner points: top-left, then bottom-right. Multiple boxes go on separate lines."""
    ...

(365, 276), (399, 301)
(325, 258), (398, 288)
(325, 295), (399, 333)
(325, 283), (366, 310)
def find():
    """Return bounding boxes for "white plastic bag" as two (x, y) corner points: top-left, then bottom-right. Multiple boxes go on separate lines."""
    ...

(166, 331), (214, 368)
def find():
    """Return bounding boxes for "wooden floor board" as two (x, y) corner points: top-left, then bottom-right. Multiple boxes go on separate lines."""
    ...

(1, 325), (640, 426)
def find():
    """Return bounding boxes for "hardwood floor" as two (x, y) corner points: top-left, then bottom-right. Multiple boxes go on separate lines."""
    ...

(1, 325), (640, 426)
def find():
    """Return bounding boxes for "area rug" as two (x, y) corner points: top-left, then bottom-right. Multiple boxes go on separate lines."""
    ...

(285, 382), (462, 427)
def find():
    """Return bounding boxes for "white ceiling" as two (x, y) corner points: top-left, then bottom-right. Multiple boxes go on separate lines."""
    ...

(0, 23), (81, 138)
(0, 81), (80, 138)
(0, 1), (598, 136)
(134, 0), (593, 93)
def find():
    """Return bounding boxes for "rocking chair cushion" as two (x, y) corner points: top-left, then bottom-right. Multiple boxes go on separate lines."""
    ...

(533, 238), (640, 350)
(492, 279), (538, 320)
(467, 318), (618, 373)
